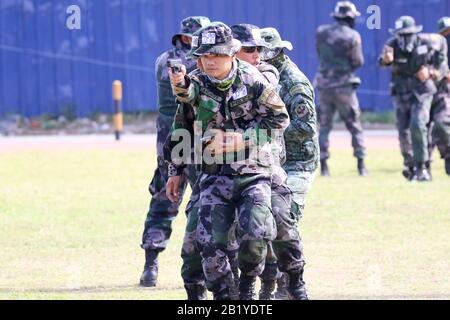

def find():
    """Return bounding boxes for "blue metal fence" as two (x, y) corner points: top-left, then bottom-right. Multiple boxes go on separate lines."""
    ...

(1, 0), (449, 117)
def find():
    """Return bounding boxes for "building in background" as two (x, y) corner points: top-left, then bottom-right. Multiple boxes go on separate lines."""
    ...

(0, 0), (449, 117)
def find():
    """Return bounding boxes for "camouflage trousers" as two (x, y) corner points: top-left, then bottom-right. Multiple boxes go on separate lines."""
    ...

(196, 174), (276, 295)
(393, 93), (434, 166)
(181, 180), (239, 289)
(318, 85), (367, 160)
(429, 80), (450, 160)
(141, 161), (198, 251)
(260, 182), (304, 281)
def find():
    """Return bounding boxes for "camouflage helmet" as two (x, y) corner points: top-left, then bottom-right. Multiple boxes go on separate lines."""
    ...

(171, 16), (211, 46)
(187, 22), (242, 58)
(437, 17), (450, 34)
(231, 24), (269, 48)
(389, 16), (423, 35)
(260, 27), (293, 51)
(331, 1), (361, 19)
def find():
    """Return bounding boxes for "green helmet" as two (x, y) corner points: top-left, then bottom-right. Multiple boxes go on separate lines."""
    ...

(331, 1), (361, 19)
(260, 27), (293, 51)
(389, 16), (423, 35)
(187, 22), (241, 58)
(171, 16), (211, 46)
(437, 17), (450, 34)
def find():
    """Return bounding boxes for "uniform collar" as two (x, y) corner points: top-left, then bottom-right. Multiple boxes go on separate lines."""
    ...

(267, 53), (289, 71)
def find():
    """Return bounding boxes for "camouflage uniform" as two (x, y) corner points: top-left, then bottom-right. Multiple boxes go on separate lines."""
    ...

(262, 27), (319, 300)
(434, 18), (450, 175)
(167, 22), (290, 300)
(179, 25), (281, 299)
(429, 32), (450, 169)
(140, 16), (210, 288)
(314, 2), (367, 174)
(379, 16), (439, 180)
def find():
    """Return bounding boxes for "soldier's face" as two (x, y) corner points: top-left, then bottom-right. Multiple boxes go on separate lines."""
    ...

(397, 33), (417, 53)
(199, 54), (235, 80)
(181, 35), (192, 46)
(237, 46), (262, 66)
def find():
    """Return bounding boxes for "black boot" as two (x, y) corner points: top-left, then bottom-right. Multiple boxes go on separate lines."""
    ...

(140, 250), (159, 287)
(274, 273), (289, 300)
(239, 275), (257, 300)
(357, 158), (368, 176)
(259, 279), (276, 300)
(413, 163), (432, 182)
(184, 284), (208, 300)
(213, 289), (231, 300)
(320, 159), (330, 177)
(402, 165), (415, 181)
(287, 271), (308, 300)
(445, 158), (450, 176)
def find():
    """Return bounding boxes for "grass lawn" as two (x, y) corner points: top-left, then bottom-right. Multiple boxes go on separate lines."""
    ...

(1, 136), (449, 299)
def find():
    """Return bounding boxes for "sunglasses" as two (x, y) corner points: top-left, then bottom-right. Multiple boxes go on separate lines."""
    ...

(242, 46), (263, 53)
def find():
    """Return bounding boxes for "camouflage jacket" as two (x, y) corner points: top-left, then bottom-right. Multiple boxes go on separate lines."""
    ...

(445, 34), (450, 68)
(378, 34), (442, 99)
(267, 54), (319, 172)
(314, 21), (364, 90)
(426, 33), (449, 84)
(155, 44), (198, 124)
(168, 59), (289, 176)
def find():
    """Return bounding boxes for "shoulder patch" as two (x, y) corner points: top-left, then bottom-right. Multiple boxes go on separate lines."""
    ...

(294, 104), (309, 118)
(259, 87), (285, 110)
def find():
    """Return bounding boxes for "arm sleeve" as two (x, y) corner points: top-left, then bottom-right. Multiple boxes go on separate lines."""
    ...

(163, 102), (196, 176)
(350, 32), (364, 69)
(283, 80), (317, 140)
(244, 84), (290, 146)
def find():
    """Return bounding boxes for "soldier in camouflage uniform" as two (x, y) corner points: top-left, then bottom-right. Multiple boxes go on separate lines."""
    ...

(379, 16), (443, 181)
(166, 22), (290, 300)
(176, 24), (283, 300)
(232, 23), (293, 300)
(433, 17), (450, 175)
(139, 16), (210, 288)
(314, 1), (368, 177)
(261, 27), (319, 300)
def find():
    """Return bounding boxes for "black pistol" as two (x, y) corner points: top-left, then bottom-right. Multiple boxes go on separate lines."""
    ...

(167, 59), (183, 74)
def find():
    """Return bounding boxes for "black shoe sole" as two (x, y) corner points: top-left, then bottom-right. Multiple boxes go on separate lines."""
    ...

(140, 280), (157, 287)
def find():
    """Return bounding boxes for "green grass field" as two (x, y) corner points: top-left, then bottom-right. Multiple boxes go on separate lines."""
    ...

(1, 135), (450, 300)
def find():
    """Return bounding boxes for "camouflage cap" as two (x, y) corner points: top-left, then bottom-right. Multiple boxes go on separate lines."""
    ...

(231, 24), (269, 47)
(260, 27), (293, 51)
(437, 17), (450, 34)
(188, 22), (242, 58)
(331, 1), (361, 19)
(172, 16), (211, 45)
(389, 16), (423, 35)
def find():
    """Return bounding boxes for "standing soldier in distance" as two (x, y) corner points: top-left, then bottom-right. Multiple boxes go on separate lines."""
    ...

(140, 16), (210, 288)
(166, 22), (290, 300)
(433, 17), (450, 175)
(261, 27), (319, 300)
(379, 16), (439, 181)
(315, 1), (368, 177)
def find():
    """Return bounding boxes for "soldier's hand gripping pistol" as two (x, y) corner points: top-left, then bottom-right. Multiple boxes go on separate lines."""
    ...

(167, 59), (186, 87)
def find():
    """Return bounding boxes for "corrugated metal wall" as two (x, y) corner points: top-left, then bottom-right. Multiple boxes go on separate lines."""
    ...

(1, 0), (449, 117)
